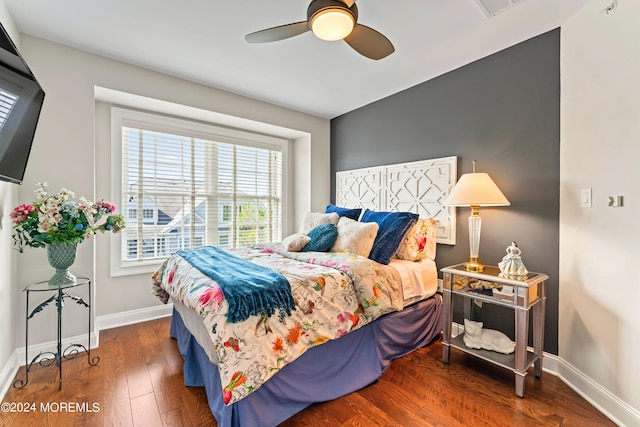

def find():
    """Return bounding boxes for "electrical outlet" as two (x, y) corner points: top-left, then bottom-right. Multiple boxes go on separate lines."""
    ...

(608, 196), (624, 207)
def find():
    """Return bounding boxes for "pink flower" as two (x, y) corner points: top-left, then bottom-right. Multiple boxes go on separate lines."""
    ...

(199, 286), (224, 309)
(10, 204), (35, 224)
(323, 259), (340, 268)
(167, 265), (178, 284)
(97, 200), (116, 212)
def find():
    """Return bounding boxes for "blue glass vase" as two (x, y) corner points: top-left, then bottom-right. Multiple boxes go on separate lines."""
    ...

(47, 242), (78, 287)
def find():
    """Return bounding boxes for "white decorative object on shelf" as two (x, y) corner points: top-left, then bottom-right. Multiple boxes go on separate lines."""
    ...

(498, 241), (528, 278)
(463, 319), (515, 354)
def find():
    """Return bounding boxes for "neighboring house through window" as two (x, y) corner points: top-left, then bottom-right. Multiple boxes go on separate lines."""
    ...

(111, 108), (287, 275)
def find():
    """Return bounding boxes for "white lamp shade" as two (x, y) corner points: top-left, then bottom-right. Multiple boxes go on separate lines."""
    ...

(311, 9), (355, 41)
(445, 172), (510, 207)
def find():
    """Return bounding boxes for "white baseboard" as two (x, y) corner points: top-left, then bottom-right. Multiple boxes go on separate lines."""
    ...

(95, 303), (173, 331)
(0, 350), (19, 403)
(451, 321), (464, 337)
(556, 357), (640, 427)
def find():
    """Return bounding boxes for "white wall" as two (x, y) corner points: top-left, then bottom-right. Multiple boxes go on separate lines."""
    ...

(11, 35), (330, 348)
(560, 0), (640, 424)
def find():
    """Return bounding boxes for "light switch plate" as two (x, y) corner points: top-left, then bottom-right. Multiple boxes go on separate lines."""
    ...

(581, 188), (592, 208)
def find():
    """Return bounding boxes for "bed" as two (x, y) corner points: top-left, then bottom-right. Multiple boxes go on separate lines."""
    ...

(152, 156), (457, 426)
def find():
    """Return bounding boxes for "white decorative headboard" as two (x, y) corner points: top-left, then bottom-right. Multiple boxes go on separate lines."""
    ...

(336, 156), (457, 245)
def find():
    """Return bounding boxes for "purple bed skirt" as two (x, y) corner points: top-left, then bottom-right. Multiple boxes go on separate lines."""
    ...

(170, 294), (443, 427)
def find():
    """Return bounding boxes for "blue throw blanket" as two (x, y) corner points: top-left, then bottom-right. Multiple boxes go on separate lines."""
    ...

(177, 246), (295, 323)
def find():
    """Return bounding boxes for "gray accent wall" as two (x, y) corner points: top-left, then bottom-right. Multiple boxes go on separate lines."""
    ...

(330, 29), (560, 354)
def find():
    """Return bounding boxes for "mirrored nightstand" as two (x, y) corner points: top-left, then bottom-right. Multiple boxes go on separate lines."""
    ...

(441, 264), (548, 397)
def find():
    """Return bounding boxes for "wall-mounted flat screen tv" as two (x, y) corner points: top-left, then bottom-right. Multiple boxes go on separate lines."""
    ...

(0, 21), (45, 185)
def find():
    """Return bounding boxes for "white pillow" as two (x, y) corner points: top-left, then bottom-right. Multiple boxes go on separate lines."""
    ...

(395, 218), (437, 261)
(331, 217), (379, 258)
(282, 233), (312, 252)
(300, 212), (339, 234)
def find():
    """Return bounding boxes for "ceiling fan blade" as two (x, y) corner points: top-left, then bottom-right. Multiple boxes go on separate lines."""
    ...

(338, 0), (356, 7)
(344, 23), (395, 60)
(245, 21), (309, 43)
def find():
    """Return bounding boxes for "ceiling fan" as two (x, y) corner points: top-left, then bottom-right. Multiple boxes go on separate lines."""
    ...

(245, 0), (395, 60)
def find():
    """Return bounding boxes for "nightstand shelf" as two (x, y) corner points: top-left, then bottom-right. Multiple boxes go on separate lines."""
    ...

(441, 263), (548, 397)
(449, 334), (538, 373)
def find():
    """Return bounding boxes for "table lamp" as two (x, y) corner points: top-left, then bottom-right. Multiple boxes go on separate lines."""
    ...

(445, 161), (510, 272)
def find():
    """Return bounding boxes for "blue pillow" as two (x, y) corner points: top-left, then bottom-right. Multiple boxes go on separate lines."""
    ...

(325, 204), (362, 221)
(360, 209), (419, 264)
(302, 223), (339, 252)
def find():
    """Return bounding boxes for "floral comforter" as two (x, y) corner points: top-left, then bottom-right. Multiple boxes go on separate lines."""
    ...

(152, 243), (403, 405)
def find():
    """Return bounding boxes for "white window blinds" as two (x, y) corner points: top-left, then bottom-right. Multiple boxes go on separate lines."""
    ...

(0, 88), (18, 132)
(118, 112), (284, 264)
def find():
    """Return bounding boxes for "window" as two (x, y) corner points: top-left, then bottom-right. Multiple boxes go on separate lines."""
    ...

(112, 108), (286, 273)
(125, 237), (167, 260)
(222, 204), (232, 222)
(218, 234), (230, 247)
(0, 87), (18, 132)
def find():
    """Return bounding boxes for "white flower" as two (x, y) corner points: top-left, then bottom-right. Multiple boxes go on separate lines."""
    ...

(34, 182), (48, 200)
(59, 188), (75, 201)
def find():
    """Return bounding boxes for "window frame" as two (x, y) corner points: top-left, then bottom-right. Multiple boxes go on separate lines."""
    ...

(110, 107), (288, 277)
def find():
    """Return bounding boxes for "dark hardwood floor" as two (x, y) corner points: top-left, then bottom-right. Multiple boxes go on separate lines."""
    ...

(1, 317), (615, 427)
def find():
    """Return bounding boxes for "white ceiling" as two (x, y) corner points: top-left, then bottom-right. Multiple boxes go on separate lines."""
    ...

(5, 0), (590, 119)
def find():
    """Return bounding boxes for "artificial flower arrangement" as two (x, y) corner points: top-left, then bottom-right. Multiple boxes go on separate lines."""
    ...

(11, 182), (125, 252)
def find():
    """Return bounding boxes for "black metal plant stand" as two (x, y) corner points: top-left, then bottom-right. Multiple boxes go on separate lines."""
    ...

(13, 277), (99, 390)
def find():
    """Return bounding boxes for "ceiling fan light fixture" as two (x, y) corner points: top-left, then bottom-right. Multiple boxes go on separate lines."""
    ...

(246, 0), (394, 60)
(310, 8), (355, 41)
